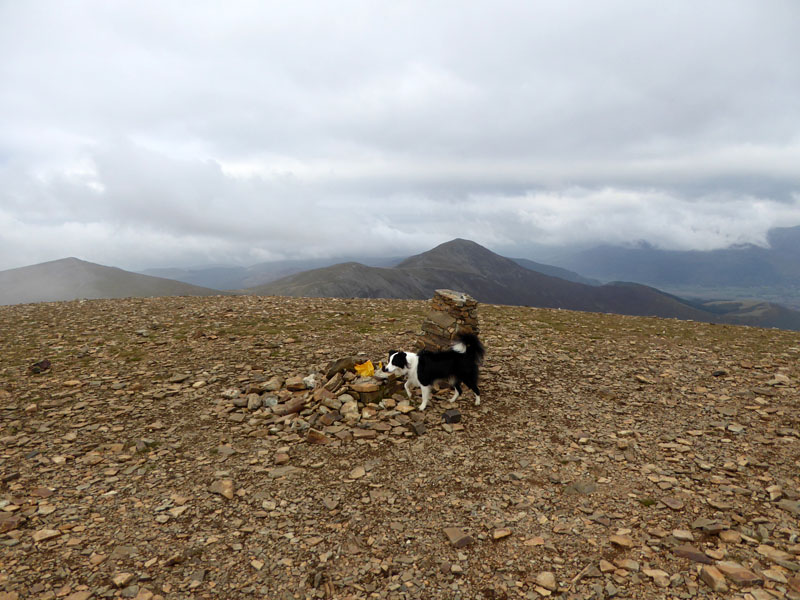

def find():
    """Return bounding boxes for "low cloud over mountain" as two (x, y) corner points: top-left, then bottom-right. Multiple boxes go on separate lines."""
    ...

(0, 258), (224, 305)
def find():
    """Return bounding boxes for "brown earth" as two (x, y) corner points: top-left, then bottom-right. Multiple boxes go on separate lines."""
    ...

(1, 295), (799, 600)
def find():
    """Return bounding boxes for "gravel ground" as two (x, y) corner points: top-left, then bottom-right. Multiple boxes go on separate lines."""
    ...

(1, 295), (799, 600)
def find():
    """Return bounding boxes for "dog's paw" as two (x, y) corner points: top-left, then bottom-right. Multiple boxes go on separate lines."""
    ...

(474, 396), (481, 406)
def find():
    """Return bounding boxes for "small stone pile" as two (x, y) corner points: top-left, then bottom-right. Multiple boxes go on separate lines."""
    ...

(220, 354), (464, 445)
(417, 289), (480, 351)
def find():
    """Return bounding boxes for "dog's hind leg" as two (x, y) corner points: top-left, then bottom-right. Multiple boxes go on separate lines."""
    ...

(464, 374), (481, 406)
(419, 386), (433, 411)
(449, 381), (462, 402)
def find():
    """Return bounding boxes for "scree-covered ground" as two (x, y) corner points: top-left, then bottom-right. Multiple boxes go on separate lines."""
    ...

(1, 295), (799, 600)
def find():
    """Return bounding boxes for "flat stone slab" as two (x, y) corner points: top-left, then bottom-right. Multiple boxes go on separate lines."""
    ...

(443, 527), (474, 548)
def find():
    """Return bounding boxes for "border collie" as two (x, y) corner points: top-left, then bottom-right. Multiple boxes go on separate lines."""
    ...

(383, 334), (485, 411)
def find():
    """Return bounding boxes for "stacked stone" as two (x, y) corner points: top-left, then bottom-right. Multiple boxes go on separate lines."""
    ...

(416, 289), (479, 351)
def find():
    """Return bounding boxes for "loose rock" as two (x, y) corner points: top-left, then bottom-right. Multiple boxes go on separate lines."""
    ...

(209, 479), (235, 500)
(443, 527), (474, 548)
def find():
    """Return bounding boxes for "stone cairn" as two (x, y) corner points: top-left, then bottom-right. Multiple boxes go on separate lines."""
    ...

(416, 289), (480, 352)
(222, 290), (479, 442)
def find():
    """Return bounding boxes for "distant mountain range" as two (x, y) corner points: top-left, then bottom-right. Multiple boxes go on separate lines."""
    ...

(252, 239), (800, 330)
(0, 257), (224, 305)
(554, 225), (800, 309)
(141, 254), (596, 291)
(141, 226), (800, 309)
(3, 239), (800, 330)
(140, 256), (403, 290)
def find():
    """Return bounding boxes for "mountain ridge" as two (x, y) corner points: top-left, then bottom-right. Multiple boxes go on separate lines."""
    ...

(554, 225), (800, 308)
(0, 257), (226, 305)
(252, 239), (800, 330)
(140, 256), (405, 290)
(4, 239), (800, 330)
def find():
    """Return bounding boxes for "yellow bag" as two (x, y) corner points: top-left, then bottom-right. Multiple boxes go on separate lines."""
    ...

(354, 360), (374, 377)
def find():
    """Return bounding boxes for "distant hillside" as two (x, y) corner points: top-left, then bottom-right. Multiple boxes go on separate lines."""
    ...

(512, 258), (599, 285)
(249, 262), (430, 299)
(141, 256), (404, 290)
(141, 265), (248, 290)
(696, 299), (800, 331)
(0, 258), (225, 305)
(555, 225), (800, 307)
(250, 239), (800, 329)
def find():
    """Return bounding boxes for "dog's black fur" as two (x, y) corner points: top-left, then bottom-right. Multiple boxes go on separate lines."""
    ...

(384, 333), (485, 410)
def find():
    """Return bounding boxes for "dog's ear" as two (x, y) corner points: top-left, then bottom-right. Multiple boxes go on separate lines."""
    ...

(388, 350), (397, 360)
(393, 352), (408, 368)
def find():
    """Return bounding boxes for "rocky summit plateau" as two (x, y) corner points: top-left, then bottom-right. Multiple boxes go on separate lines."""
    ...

(1, 295), (800, 600)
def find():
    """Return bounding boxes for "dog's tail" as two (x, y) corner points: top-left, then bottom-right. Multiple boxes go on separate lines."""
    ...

(453, 333), (485, 363)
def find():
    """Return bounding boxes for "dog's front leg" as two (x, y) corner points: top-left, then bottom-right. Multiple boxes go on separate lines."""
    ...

(404, 380), (414, 399)
(418, 386), (432, 411)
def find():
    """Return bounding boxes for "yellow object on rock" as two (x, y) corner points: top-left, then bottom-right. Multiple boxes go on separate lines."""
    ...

(354, 360), (374, 377)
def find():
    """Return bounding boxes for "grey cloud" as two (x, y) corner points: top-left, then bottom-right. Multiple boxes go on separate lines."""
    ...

(1, 1), (799, 271)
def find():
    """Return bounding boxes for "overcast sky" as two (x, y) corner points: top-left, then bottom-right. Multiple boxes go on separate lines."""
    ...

(1, 1), (799, 271)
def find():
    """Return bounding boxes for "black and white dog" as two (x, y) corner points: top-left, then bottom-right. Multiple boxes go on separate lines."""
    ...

(383, 334), (485, 411)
